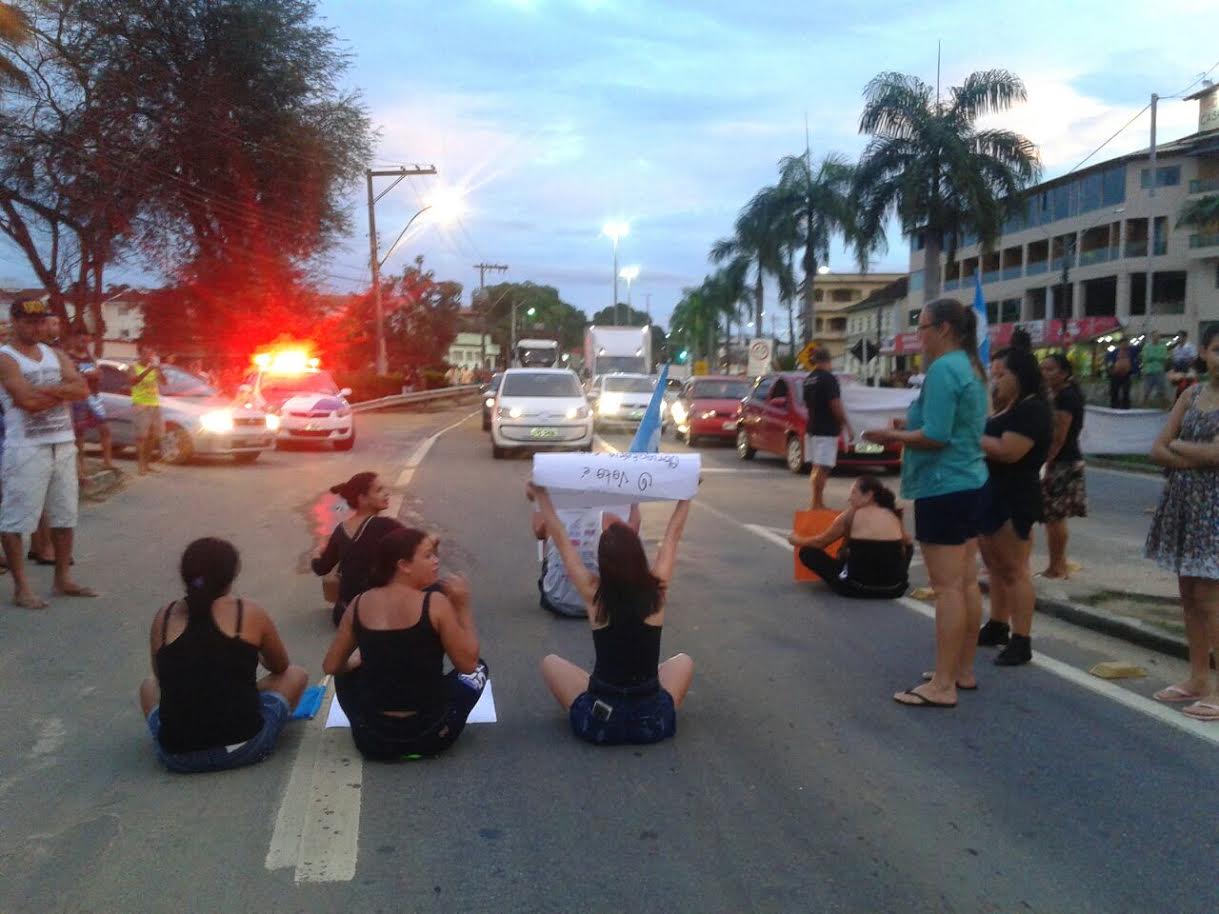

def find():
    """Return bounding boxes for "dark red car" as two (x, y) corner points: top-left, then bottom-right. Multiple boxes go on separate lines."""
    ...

(735, 372), (902, 474)
(671, 375), (751, 445)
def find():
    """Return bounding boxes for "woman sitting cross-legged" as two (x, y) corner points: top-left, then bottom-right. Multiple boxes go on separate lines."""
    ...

(788, 474), (913, 599)
(139, 538), (309, 774)
(322, 528), (488, 761)
(528, 481), (693, 746)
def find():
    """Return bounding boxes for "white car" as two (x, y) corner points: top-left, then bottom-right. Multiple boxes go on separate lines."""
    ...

(490, 368), (593, 459)
(587, 372), (661, 430)
(240, 367), (356, 450)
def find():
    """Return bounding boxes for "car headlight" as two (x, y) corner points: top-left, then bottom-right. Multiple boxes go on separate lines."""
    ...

(498, 406), (523, 419)
(200, 410), (234, 433)
(565, 405), (591, 419)
(699, 410), (718, 420)
(599, 393), (622, 415)
(484, 397), (495, 408)
(265, 414), (281, 432)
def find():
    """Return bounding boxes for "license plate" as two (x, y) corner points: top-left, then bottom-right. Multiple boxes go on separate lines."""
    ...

(722, 421), (737, 430)
(854, 441), (884, 454)
(630, 410), (643, 419)
(529, 427), (560, 439)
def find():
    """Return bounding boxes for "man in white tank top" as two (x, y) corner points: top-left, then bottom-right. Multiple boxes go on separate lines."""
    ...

(0, 298), (94, 608)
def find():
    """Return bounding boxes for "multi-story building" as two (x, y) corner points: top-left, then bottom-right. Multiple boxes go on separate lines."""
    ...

(844, 277), (909, 381)
(807, 272), (905, 368)
(906, 82), (1219, 351)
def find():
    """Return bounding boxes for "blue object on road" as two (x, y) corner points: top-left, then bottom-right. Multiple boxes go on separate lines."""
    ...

(292, 684), (326, 720)
(628, 363), (670, 454)
(973, 273), (989, 366)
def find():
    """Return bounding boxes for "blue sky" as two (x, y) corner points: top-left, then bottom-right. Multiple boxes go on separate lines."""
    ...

(2, 0), (1215, 332)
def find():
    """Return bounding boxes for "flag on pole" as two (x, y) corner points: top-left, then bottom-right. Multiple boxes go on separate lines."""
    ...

(972, 273), (990, 365)
(628, 363), (670, 453)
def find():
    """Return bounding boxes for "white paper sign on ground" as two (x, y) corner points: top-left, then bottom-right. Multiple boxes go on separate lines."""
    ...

(533, 452), (700, 508)
(324, 679), (497, 728)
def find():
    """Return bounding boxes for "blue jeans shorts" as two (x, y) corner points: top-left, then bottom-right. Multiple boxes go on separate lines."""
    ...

(147, 692), (289, 774)
(569, 684), (676, 746)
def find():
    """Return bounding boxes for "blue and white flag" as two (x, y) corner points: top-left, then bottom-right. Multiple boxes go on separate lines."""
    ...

(628, 363), (669, 454)
(972, 273), (990, 365)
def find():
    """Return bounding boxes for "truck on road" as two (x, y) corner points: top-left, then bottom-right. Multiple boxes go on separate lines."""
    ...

(584, 325), (652, 378)
(514, 338), (560, 368)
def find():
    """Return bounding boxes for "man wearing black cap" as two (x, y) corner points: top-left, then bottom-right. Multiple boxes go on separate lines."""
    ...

(0, 298), (94, 608)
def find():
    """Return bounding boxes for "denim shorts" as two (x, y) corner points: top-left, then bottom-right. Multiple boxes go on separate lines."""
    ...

(569, 687), (676, 746)
(148, 692), (289, 774)
(914, 486), (985, 546)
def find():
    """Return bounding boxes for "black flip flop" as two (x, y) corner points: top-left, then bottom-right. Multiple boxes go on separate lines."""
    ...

(895, 688), (957, 709)
(27, 552), (72, 566)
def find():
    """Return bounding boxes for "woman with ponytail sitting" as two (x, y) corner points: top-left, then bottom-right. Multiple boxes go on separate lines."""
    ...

(323, 528), (487, 761)
(788, 475), (912, 599)
(313, 472), (403, 627)
(139, 538), (308, 773)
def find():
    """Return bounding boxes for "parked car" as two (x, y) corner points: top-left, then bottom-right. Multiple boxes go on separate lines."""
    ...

(490, 368), (593, 459)
(587, 372), (659, 430)
(481, 372), (503, 431)
(735, 372), (901, 473)
(670, 375), (750, 446)
(93, 360), (275, 464)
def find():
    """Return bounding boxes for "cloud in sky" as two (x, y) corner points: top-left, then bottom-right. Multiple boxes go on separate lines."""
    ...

(1, 0), (1214, 333)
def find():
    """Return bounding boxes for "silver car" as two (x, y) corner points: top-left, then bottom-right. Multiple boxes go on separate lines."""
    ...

(92, 360), (276, 464)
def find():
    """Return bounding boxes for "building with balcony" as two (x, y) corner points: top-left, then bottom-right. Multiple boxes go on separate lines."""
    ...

(906, 82), (1219, 345)
(807, 272), (906, 368)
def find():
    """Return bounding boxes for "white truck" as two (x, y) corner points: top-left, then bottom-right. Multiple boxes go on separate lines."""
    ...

(514, 338), (560, 368)
(583, 325), (652, 378)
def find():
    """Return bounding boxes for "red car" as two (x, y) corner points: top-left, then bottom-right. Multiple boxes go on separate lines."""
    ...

(670, 375), (751, 445)
(735, 372), (902, 474)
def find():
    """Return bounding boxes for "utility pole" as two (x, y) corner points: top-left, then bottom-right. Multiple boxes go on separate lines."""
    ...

(366, 165), (437, 376)
(473, 262), (508, 368)
(1144, 93), (1159, 322)
(645, 293), (651, 323)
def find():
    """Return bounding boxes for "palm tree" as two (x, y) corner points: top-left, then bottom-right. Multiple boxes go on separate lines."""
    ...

(853, 69), (1040, 299)
(711, 186), (785, 332)
(775, 151), (861, 345)
(1177, 194), (1219, 234)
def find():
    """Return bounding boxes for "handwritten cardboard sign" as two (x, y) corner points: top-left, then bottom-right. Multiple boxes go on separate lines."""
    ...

(533, 452), (701, 508)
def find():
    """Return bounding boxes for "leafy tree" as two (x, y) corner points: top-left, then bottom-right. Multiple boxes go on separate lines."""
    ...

(710, 187), (785, 331)
(853, 69), (1040, 298)
(1177, 194), (1219, 231)
(478, 281), (586, 362)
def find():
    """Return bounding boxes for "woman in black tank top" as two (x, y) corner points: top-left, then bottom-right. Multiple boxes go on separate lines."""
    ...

(138, 538), (308, 773)
(527, 482), (694, 746)
(323, 528), (488, 761)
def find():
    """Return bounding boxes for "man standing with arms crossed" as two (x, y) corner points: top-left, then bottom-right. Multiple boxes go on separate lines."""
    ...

(803, 348), (853, 511)
(0, 298), (94, 608)
(131, 340), (165, 476)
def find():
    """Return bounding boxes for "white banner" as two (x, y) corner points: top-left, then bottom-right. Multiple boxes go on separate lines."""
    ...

(533, 452), (701, 508)
(1079, 406), (1168, 456)
(840, 383), (918, 435)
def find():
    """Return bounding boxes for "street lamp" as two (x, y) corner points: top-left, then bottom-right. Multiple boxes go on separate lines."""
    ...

(619, 265), (640, 324)
(603, 221), (630, 325)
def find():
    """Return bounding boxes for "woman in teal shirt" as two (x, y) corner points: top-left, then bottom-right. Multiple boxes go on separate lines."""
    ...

(864, 298), (989, 709)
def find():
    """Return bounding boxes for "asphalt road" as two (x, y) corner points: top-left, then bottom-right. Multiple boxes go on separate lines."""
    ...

(2, 407), (1216, 914)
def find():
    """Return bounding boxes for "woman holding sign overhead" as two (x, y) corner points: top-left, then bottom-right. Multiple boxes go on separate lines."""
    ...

(528, 480), (693, 745)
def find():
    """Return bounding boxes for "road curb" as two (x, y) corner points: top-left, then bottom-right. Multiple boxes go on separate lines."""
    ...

(1035, 594), (1188, 660)
(1085, 456), (1162, 476)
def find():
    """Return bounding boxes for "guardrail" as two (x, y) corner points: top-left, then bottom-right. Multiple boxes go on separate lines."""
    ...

(350, 385), (482, 413)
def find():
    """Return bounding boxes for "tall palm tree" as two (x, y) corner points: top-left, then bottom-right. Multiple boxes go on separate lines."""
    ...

(775, 151), (861, 345)
(853, 69), (1040, 299)
(711, 186), (785, 332)
(1177, 194), (1219, 232)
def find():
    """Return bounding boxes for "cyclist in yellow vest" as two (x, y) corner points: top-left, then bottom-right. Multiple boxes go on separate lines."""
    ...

(131, 341), (166, 476)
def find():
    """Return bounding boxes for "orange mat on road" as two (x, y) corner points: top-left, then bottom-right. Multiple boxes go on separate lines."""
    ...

(793, 509), (842, 582)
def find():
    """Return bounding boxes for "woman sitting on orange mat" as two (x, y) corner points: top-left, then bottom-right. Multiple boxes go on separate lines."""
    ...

(787, 475), (913, 599)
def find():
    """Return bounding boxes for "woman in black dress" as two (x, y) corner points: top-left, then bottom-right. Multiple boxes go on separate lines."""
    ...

(976, 347), (1052, 667)
(312, 472), (403, 626)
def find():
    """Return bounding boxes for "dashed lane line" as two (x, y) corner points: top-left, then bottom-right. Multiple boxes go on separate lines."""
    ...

(266, 409), (478, 883)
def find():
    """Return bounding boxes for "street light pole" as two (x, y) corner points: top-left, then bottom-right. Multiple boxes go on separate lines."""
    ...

(603, 221), (629, 326)
(366, 165), (437, 376)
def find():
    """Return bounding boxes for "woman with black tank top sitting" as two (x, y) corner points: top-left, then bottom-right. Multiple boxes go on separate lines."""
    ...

(139, 538), (308, 774)
(323, 528), (488, 761)
(788, 475), (913, 599)
(527, 481), (694, 746)
(312, 472), (404, 627)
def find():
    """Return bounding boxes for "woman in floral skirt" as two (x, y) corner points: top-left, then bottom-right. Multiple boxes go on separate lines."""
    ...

(1145, 324), (1219, 721)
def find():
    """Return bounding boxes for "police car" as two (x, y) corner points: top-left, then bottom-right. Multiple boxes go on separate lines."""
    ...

(240, 351), (356, 450)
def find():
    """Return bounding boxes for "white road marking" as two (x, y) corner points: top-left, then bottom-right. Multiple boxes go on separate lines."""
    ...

(268, 410), (477, 882)
(594, 435), (620, 454)
(729, 518), (1219, 747)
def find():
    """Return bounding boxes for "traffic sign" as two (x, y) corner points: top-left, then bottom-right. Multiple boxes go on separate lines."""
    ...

(693, 359), (709, 376)
(796, 341), (820, 369)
